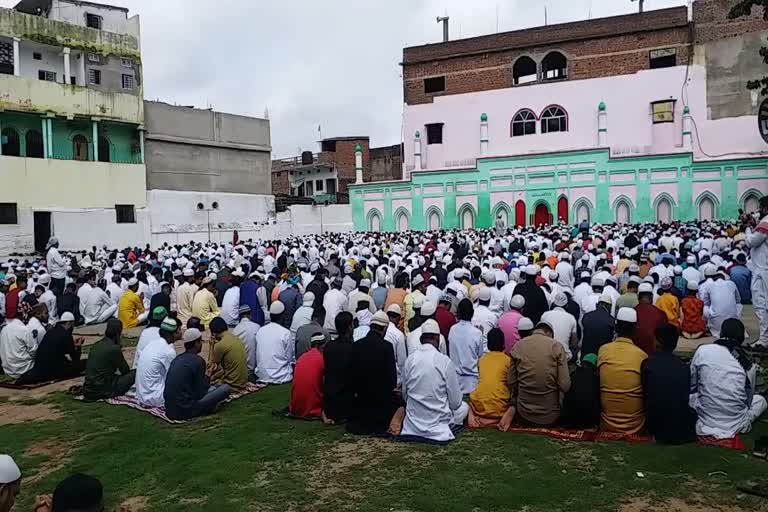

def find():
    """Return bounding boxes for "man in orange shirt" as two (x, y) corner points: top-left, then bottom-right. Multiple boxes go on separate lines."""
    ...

(655, 277), (681, 329)
(681, 281), (706, 339)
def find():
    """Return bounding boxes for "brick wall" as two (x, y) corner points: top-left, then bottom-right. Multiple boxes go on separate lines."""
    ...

(694, 0), (768, 43)
(318, 138), (370, 194)
(402, 0), (768, 106)
(370, 144), (403, 182)
(272, 169), (290, 195)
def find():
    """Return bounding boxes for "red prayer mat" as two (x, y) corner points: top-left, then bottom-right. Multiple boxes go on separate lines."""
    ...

(485, 424), (745, 450)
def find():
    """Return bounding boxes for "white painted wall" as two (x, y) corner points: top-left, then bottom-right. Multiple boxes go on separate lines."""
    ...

(50, 0), (131, 35)
(17, 40), (66, 83)
(288, 205), (353, 235)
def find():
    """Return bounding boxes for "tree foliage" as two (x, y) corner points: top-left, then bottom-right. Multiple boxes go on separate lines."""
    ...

(728, 0), (768, 94)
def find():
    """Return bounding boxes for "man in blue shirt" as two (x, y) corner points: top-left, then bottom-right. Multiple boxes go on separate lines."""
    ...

(729, 253), (752, 304)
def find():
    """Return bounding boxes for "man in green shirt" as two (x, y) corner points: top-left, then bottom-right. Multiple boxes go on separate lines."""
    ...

(209, 317), (248, 389)
(83, 318), (135, 401)
(615, 277), (641, 311)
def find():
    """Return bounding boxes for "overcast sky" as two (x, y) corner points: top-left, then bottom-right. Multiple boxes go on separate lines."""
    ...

(2, 0), (688, 157)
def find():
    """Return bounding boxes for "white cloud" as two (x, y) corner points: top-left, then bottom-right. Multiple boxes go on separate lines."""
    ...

(0, 0), (688, 156)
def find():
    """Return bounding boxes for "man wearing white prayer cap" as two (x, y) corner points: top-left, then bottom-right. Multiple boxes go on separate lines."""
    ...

(0, 454), (21, 512)
(399, 319), (470, 442)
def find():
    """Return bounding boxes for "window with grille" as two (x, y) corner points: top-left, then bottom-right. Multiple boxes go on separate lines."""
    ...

(316, 180), (324, 191)
(87, 53), (100, 63)
(86, 13), (102, 29)
(0, 203), (18, 224)
(121, 58), (132, 68)
(426, 123), (444, 145)
(73, 135), (89, 161)
(38, 70), (56, 82)
(33, 52), (42, 60)
(88, 69), (101, 85)
(650, 48), (677, 69)
(540, 106), (568, 133)
(651, 100), (675, 123)
(512, 109), (537, 137)
(115, 205), (136, 224)
(121, 74), (134, 90)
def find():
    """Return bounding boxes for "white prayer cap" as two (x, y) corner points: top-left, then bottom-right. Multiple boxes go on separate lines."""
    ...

(591, 276), (605, 287)
(421, 300), (437, 316)
(492, 256), (503, 266)
(704, 266), (716, 277)
(638, 283), (654, 294)
(58, 312), (76, 323)
(412, 294), (425, 309)
(303, 292), (315, 305)
(182, 328), (202, 344)
(687, 281), (699, 291)
(421, 319), (440, 335)
(548, 271), (559, 281)
(687, 255), (696, 264)
(511, 295), (526, 309)
(269, 301), (285, 316)
(599, 291), (613, 305)
(386, 304), (402, 316)
(183, 268), (194, 277)
(360, 279), (371, 288)
(38, 273), (51, 285)
(231, 269), (245, 278)
(628, 264), (640, 272)
(0, 455), (20, 484)
(412, 274), (425, 287)
(553, 292), (568, 307)
(518, 317), (534, 331)
(478, 287), (491, 302)
(524, 265), (539, 276)
(482, 271), (496, 285)
(616, 307), (638, 323)
(673, 265), (683, 275)
(581, 254), (590, 261)
(128, 277), (138, 286)
(371, 311), (390, 327)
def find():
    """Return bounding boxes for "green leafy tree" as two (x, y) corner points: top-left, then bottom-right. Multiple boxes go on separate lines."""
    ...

(728, 0), (768, 95)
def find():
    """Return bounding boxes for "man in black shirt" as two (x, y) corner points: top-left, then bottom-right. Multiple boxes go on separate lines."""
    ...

(346, 311), (398, 435)
(516, 266), (548, 324)
(560, 353), (601, 429)
(305, 267), (329, 314)
(149, 282), (172, 317)
(641, 324), (697, 444)
(57, 282), (83, 326)
(581, 299), (615, 358)
(323, 312), (355, 424)
(164, 328), (231, 420)
(16, 312), (85, 384)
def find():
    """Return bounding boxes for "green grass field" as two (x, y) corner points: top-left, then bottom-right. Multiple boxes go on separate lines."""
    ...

(2, 385), (767, 512)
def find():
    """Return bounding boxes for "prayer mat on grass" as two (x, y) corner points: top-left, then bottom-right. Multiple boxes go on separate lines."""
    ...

(500, 425), (599, 442)
(697, 435), (746, 451)
(0, 374), (84, 390)
(74, 382), (267, 424)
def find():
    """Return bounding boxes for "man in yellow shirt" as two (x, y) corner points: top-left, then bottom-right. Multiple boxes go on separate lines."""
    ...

(469, 328), (514, 431)
(655, 277), (681, 330)
(209, 317), (248, 389)
(118, 278), (146, 328)
(192, 277), (220, 329)
(598, 307), (648, 434)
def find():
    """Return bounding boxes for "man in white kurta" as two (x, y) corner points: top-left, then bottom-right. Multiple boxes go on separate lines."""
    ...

(701, 275), (740, 338)
(255, 301), (293, 384)
(175, 270), (197, 325)
(81, 282), (117, 325)
(232, 305), (259, 377)
(471, 288), (498, 340)
(746, 197), (768, 348)
(135, 319), (178, 408)
(447, 313), (484, 394)
(690, 343), (767, 438)
(322, 279), (348, 334)
(401, 320), (469, 442)
(540, 292), (577, 360)
(0, 318), (36, 379)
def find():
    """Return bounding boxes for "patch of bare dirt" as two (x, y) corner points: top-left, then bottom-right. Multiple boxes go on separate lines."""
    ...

(0, 403), (63, 426)
(23, 439), (74, 484)
(620, 497), (768, 512)
(119, 496), (148, 511)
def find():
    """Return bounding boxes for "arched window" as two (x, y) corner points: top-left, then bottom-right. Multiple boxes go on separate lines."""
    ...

(576, 203), (590, 223)
(615, 199), (631, 224)
(25, 130), (44, 158)
(368, 211), (381, 232)
(542, 51), (567, 80)
(459, 206), (475, 229)
(512, 56), (538, 85)
(73, 134), (89, 161)
(698, 196), (715, 220)
(743, 192), (760, 213)
(511, 109), (536, 137)
(541, 106), (568, 134)
(428, 211), (440, 230)
(394, 208), (410, 232)
(1, 127), (20, 157)
(98, 136), (111, 162)
(656, 198), (672, 223)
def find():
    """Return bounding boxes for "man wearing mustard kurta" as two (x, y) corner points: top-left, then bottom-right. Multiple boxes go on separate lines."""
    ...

(598, 307), (648, 434)
(118, 278), (145, 329)
(192, 276), (220, 329)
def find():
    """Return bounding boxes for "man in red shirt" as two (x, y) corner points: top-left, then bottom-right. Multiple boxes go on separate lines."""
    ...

(5, 275), (27, 320)
(289, 332), (327, 419)
(634, 283), (668, 355)
(434, 295), (457, 345)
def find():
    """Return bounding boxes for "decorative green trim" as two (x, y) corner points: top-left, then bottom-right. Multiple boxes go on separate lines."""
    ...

(354, 143), (362, 152)
(682, 131), (691, 135)
(683, 105), (690, 114)
(598, 128), (607, 133)
(415, 131), (420, 138)
(480, 138), (489, 143)
(598, 101), (606, 112)
(480, 113), (488, 122)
